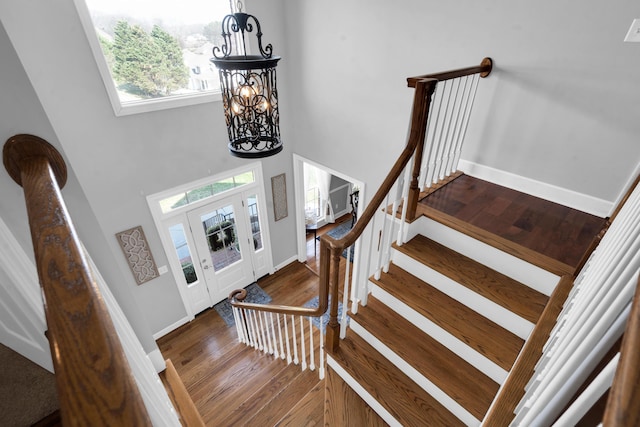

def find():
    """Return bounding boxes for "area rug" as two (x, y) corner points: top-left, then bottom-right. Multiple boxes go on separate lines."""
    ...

(324, 221), (355, 262)
(303, 295), (349, 333)
(214, 283), (272, 326)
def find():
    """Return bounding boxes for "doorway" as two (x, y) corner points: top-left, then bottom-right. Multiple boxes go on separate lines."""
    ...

(292, 154), (365, 270)
(148, 163), (274, 319)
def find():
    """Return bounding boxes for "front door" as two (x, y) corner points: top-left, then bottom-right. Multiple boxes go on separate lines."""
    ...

(187, 193), (255, 306)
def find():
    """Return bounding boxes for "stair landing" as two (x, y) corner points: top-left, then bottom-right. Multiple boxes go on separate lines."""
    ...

(418, 174), (608, 276)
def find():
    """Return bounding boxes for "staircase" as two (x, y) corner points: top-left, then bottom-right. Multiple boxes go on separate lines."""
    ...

(326, 210), (564, 426)
(223, 59), (628, 425)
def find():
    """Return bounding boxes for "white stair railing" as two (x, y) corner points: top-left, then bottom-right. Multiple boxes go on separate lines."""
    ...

(407, 58), (492, 193)
(231, 307), (328, 379)
(511, 178), (640, 426)
(419, 73), (481, 190)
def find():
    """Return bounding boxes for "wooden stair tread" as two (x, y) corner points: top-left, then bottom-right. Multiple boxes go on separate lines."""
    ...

(330, 333), (466, 426)
(355, 296), (499, 420)
(416, 202), (576, 276)
(394, 235), (548, 323)
(371, 263), (524, 371)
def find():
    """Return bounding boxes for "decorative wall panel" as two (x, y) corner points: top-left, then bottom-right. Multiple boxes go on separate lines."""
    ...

(115, 226), (159, 285)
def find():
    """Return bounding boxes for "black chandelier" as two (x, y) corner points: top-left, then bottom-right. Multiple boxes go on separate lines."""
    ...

(211, 2), (282, 158)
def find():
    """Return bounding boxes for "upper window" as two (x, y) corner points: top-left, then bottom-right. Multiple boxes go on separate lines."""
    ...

(159, 171), (255, 214)
(75, 0), (233, 115)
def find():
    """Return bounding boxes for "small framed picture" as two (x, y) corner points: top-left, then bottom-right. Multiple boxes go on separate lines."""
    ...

(271, 173), (288, 221)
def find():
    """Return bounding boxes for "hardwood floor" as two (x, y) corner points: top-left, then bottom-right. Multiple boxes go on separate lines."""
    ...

(157, 217), (352, 426)
(419, 174), (607, 272)
(155, 179), (605, 425)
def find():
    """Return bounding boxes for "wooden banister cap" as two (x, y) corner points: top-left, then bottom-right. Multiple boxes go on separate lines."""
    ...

(3, 134), (67, 188)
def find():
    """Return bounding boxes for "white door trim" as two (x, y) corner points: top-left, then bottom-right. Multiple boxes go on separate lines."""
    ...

(147, 162), (274, 321)
(0, 215), (52, 371)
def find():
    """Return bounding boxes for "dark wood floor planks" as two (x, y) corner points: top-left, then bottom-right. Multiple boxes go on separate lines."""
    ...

(420, 174), (607, 270)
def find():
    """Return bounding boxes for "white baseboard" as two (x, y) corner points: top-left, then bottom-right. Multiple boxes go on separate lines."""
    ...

(147, 348), (166, 373)
(152, 315), (190, 340)
(458, 160), (613, 217)
(276, 255), (299, 271)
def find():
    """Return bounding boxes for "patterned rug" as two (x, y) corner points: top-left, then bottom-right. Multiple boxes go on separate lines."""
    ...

(214, 283), (271, 326)
(303, 295), (349, 332)
(324, 221), (355, 262)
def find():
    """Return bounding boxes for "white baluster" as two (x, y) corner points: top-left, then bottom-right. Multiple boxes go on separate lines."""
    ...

(231, 306), (243, 343)
(439, 77), (463, 180)
(244, 310), (257, 348)
(374, 194), (391, 280)
(241, 309), (252, 346)
(291, 314), (299, 365)
(269, 313), (279, 359)
(357, 220), (376, 307)
(341, 256), (350, 340)
(261, 312), (273, 355)
(424, 82), (444, 187)
(431, 80), (450, 187)
(551, 354), (619, 427)
(382, 182), (402, 273)
(308, 317), (315, 371)
(276, 313), (286, 360)
(514, 186), (640, 425)
(452, 74), (480, 171)
(319, 315), (325, 380)
(396, 164), (412, 247)
(447, 75), (470, 175)
(283, 314), (292, 364)
(255, 310), (266, 352)
(300, 316), (307, 371)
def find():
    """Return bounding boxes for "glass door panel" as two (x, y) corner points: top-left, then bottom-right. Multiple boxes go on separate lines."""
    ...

(169, 223), (197, 284)
(200, 205), (242, 271)
(187, 194), (254, 305)
(247, 194), (263, 251)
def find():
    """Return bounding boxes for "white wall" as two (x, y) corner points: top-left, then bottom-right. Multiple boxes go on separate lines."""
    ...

(284, 0), (640, 203)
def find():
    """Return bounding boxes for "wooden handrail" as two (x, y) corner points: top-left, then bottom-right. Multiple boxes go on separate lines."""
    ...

(603, 273), (640, 426)
(231, 59), (494, 353)
(407, 57), (493, 87)
(231, 79), (437, 350)
(3, 135), (151, 426)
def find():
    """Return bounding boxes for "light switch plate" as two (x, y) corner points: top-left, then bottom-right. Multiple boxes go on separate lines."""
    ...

(624, 19), (640, 42)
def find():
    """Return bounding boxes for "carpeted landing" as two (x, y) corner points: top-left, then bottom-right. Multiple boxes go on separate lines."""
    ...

(0, 343), (59, 426)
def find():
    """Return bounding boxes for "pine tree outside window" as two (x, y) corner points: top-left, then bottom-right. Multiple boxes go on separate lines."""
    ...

(75, 0), (233, 115)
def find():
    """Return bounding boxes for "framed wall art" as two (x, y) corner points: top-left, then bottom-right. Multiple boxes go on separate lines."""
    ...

(115, 225), (159, 285)
(271, 173), (288, 221)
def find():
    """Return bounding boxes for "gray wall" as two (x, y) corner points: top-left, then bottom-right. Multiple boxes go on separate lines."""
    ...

(285, 0), (640, 203)
(0, 0), (293, 336)
(0, 22), (158, 353)
(330, 175), (351, 214)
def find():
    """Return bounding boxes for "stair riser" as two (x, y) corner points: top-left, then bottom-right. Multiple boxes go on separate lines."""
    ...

(391, 249), (535, 340)
(370, 283), (508, 384)
(403, 216), (559, 296)
(350, 319), (481, 426)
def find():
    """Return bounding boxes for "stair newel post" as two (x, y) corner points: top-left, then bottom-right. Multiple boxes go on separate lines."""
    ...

(323, 240), (342, 352)
(405, 79), (437, 221)
(2, 135), (151, 426)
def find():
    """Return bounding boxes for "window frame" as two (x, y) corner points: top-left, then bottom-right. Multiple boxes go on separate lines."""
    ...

(73, 0), (231, 116)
